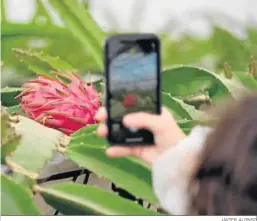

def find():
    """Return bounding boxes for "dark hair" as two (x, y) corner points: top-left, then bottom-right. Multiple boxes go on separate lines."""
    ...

(193, 93), (257, 215)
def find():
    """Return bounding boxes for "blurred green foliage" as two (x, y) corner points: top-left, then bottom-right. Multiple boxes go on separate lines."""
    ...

(1, 0), (257, 88)
(1, 0), (257, 216)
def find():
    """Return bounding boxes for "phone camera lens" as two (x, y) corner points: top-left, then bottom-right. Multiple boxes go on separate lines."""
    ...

(114, 130), (125, 142)
(112, 123), (124, 142)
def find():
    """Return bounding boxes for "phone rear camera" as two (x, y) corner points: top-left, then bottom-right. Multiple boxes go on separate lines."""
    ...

(114, 130), (125, 142)
(112, 124), (125, 142)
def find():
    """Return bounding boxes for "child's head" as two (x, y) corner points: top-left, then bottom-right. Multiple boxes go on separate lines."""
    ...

(193, 93), (257, 215)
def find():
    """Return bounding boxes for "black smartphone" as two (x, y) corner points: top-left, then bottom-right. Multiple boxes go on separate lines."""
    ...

(104, 33), (161, 146)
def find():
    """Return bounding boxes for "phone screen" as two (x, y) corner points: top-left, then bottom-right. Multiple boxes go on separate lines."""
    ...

(105, 35), (160, 145)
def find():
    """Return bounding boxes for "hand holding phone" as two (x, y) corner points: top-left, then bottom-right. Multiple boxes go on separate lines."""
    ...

(95, 107), (186, 164)
(104, 34), (161, 146)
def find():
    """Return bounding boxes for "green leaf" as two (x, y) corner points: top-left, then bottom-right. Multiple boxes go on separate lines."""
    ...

(1, 137), (21, 163)
(32, 0), (52, 24)
(7, 105), (25, 116)
(247, 27), (257, 58)
(49, 0), (104, 70)
(1, 0), (7, 22)
(69, 132), (107, 149)
(1, 23), (68, 38)
(1, 175), (41, 215)
(6, 116), (66, 179)
(248, 27), (257, 47)
(161, 36), (211, 67)
(162, 92), (205, 120)
(1, 23), (99, 75)
(181, 128), (191, 134)
(35, 183), (160, 215)
(62, 0), (105, 44)
(69, 125), (150, 168)
(1, 106), (13, 139)
(67, 147), (157, 204)
(13, 48), (76, 76)
(177, 118), (216, 129)
(1, 108), (21, 162)
(234, 71), (257, 90)
(1, 87), (24, 106)
(71, 124), (98, 138)
(1, 107), (8, 141)
(214, 72), (249, 99)
(211, 26), (251, 71)
(93, 78), (104, 92)
(177, 118), (216, 135)
(126, 156), (151, 169)
(82, 76), (104, 92)
(162, 66), (246, 101)
(12, 172), (36, 189)
(1, 23), (72, 78)
(69, 125), (151, 168)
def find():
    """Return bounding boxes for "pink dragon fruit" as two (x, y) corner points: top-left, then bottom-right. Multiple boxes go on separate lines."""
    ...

(17, 72), (100, 135)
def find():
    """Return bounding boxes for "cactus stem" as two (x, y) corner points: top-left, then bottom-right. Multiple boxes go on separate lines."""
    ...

(1, 132), (21, 146)
(6, 157), (38, 179)
(32, 184), (43, 193)
(32, 184), (39, 192)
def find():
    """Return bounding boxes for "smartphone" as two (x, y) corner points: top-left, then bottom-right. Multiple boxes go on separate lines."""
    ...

(104, 34), (161, 146)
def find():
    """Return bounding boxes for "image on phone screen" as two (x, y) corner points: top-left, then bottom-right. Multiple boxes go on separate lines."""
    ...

(106, 35), (160, 145)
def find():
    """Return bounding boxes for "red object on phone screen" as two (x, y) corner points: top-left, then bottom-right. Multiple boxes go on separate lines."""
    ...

(123, 94), (137, 108)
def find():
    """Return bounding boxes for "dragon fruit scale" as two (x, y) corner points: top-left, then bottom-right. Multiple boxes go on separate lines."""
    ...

(17, 72), (100, 135)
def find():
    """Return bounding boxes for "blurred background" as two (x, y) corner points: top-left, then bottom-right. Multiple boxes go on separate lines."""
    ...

(1, 0), (257, 87)
(1, 1), (257, 215)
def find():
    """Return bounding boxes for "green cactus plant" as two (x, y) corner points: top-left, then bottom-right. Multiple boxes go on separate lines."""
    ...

(1, 0), (257, 216)
(1, 107), (21, 162)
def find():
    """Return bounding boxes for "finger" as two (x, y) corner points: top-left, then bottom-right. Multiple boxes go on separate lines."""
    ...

(106, 147), (142, 158)
(162, 106), (173, 118)
(95, 107), (107, 122)
(107, 146), (156, 165)
(96, 123), (108, 137)
(123, 112), (165, 133)
(106, 147), (133, 157)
